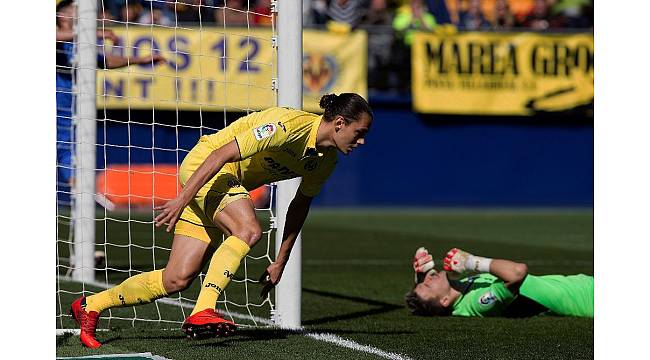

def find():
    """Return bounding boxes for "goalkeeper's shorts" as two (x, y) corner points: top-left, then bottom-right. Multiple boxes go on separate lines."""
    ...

(175, 139), (251, 246)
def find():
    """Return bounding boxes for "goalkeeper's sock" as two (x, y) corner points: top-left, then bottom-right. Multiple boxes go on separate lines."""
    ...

(190, 236), (250, 316)
(465, 255), (493, 273)
(85, 269), (168, 313)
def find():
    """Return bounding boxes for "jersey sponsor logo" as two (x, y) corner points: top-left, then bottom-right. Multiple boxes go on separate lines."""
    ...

(283, 147), (297, 157)
(262, 156), (300, 178)
(253, 123), (276, 140)
(478, 291), (497, 307)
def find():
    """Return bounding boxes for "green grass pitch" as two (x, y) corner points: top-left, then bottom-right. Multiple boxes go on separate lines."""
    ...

(56, 209), (593, 359)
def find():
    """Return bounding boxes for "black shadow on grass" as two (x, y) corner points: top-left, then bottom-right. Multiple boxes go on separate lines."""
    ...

(301, 288), (403, 327)
(191, 327), (413, 348)
(100, 332), (186, 345)
(190, 328), (294, 348)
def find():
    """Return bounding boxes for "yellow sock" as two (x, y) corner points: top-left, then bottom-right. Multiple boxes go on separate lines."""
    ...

(191, 236), (250, 315)
(85, 269), (168, 313)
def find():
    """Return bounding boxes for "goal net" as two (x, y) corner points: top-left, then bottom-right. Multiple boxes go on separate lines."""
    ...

(56, 0), (297, 333)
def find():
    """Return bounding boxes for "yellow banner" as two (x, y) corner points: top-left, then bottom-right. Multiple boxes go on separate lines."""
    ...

(412, 32), (593, 115)
(97, 27), (366, 113)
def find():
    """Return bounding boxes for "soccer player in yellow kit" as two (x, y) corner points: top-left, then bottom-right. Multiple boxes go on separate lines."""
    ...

(70, 93), (373, 348)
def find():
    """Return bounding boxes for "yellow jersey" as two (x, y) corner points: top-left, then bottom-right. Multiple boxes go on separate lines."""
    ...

(199, 107), (338, 197)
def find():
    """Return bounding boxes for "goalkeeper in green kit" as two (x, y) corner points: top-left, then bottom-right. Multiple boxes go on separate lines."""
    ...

(405, 247), (594, 318)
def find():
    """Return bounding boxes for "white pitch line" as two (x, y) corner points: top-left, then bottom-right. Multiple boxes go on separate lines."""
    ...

(306, 333), (414, 360)
(58, 277), (413, 360)
(57, 352), (171, 360)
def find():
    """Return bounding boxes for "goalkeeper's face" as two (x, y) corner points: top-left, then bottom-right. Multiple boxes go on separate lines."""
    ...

(413, 271), (452, 309)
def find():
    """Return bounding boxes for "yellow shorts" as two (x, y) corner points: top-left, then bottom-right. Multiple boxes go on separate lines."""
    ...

(174, 138), (251, 246)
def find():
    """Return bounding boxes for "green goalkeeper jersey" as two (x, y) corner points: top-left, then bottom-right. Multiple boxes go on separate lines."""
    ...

(452, 273), (594, 318)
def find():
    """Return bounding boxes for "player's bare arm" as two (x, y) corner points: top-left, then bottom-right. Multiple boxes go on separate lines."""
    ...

(104, 53), (166, 69)
(260, 191), (313, 298)
(155, 140), (241, 232)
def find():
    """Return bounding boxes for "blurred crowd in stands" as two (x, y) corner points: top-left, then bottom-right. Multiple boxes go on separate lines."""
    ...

(94, 0), (592, 94)
(98, 0), (593, 31)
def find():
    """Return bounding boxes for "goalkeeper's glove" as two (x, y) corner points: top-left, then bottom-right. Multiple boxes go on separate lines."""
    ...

(413, 247), (436, 283)
(443, 248), (492, 273)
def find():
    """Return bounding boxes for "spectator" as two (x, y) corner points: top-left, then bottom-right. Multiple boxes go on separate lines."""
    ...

(139, 1), (174, 26)
(492, 0), (514, 30)
(457, 0), (490, 30)
(56, 0), (165, 191)
(393, 0), (437, 46)
(215, 0), (251, 26)
(119, 1), (144, 23)
(362, 0), (393, 26)
(391, 0), (436, 93)
(253, 0), (274, 26)
(101, 0), (125, 19)
(326, 0), (367, 30)
(548, 0), (592, 28)
(309, 0), (330, 26)
(425, 0), (452, 24)
(517, 0), (551, 30)
(98, 7), (116, 28)
(169, 0), (217, 24)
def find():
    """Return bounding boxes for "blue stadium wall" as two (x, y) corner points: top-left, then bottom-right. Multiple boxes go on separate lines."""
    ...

(95, 103), (593, 207)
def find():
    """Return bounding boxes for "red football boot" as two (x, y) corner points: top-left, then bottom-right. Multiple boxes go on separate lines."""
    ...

(182, 309), (237, 340)
(70, 297), (102, 349)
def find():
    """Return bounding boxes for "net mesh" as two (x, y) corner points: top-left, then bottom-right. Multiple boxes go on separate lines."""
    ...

(56, 0), (278, 331)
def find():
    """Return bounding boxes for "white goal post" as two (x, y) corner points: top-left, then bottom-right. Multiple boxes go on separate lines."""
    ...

(273, 0), (303, 329)
(58, 0), (302, 332)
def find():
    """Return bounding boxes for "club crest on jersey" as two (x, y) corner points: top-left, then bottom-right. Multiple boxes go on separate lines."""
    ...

(478, 291), (497, 307)
(253, 123), (276, 140)
(304, 159), (318, 171)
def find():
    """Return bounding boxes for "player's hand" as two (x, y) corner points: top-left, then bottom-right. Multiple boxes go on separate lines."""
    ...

(153, 197), (186, 232)
(137, 54), (167, 66)
(443, 248), (472, 273)
(97, 29), (119, 44)
(259, 262), (285, 299)
(413, 247), (435, 283)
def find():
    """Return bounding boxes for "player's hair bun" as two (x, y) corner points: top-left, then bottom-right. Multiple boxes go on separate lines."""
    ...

(319, 93), (338, 110)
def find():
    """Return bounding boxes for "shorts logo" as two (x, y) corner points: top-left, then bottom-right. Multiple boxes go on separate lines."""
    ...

(478, 291), (497, 307)
(253, 123), (276, 141)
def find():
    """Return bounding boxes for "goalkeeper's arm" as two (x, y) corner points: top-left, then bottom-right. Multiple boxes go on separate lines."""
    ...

(444, 248), (528, 290)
